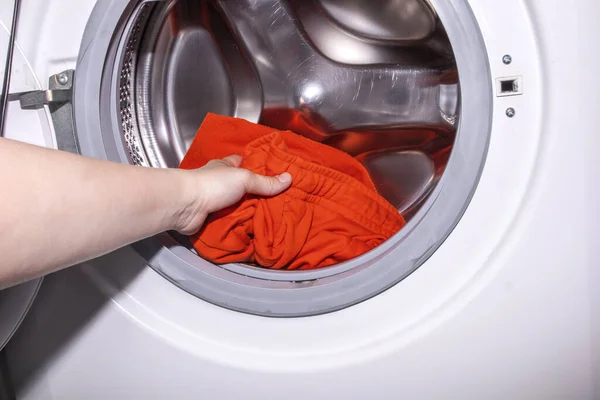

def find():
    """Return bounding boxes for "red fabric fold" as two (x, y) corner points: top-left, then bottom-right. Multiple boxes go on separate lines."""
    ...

(179, 113), (405, 270)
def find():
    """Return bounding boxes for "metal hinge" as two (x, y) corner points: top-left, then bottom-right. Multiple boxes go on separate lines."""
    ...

(8, 70), (79, 154)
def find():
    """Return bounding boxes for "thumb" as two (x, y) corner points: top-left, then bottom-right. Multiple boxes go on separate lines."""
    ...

(244, 171), (292, 196)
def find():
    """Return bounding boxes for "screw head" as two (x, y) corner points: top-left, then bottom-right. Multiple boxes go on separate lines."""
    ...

(506, 107), (516, 118)
(502, 54), (512, 65)
(57, 73), (69, 85)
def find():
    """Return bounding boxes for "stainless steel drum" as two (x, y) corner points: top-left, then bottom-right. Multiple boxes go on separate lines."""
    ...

(72, 0), (492, 316)
(133, 0), (458, 217)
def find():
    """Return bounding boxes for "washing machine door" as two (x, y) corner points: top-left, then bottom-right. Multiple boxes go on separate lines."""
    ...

(0, 280), (41, 351)
(0, 0), (44, 352)
(15, 0), (493, 317)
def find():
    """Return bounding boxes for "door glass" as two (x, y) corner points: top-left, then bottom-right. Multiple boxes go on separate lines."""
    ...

(0, 1), (16, 96)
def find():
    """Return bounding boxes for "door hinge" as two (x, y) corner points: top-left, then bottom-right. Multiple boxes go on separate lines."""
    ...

(8, 70), (78, 154)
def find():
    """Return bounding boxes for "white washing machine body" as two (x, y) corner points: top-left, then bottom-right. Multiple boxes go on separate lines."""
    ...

(1, 0), (599, 398)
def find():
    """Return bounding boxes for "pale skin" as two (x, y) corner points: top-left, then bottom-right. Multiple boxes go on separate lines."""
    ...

(0, 137), (292, 289)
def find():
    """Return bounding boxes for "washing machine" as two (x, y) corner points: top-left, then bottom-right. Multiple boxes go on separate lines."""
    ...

(1, 0), (599, 398)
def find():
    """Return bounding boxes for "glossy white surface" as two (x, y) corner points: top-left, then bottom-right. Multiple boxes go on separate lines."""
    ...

(4, 0), (599, 398)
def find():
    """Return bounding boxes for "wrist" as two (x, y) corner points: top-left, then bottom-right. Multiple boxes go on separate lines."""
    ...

(169, 168), (208, 234)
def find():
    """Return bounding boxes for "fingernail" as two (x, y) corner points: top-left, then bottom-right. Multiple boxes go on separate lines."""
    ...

(277, 172), (292, 183)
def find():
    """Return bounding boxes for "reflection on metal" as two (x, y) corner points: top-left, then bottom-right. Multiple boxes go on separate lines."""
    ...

(439, 83), (459, 125)
(218, 0), (455, 134)
(289, 0), (453, 66)
(132, 0), (459, 214)
(317, 0), (436, 42)
(357, 150), (436, 214)
(137, 0), (263, 164)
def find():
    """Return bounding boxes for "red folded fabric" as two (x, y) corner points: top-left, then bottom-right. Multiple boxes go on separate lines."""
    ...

(179, 113), (405, 270)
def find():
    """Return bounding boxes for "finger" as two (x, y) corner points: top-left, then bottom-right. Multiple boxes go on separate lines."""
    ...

(221, 154), (243, 168)
(244, 172), (292, 197)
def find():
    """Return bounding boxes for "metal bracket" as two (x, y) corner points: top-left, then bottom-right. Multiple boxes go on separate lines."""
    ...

(8, 70), (79, 154)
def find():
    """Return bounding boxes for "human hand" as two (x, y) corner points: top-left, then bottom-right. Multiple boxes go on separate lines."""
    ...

(175, 155), (292, 235)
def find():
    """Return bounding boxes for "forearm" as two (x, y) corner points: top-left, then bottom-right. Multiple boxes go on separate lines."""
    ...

(0, 138), (190, 287)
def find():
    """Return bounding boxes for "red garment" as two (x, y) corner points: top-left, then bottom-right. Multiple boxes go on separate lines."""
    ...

(179, 113), (405, 270)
